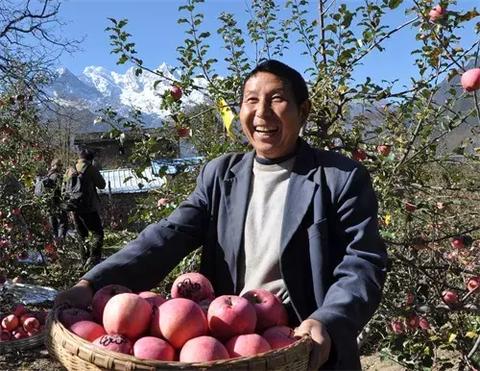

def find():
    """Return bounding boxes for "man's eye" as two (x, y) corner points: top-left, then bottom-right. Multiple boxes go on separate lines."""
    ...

(272, 96), (284, 102)
(246, 97), (258, 103)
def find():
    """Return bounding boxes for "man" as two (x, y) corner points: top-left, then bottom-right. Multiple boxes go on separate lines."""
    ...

(56, 60), (387, 370)
(68, 149), (106, 268)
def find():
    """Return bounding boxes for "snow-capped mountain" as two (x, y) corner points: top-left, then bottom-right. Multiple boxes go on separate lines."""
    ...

(46, 63), (209, 132)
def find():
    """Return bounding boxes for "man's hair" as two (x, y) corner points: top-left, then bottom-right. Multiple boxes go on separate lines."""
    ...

(79, 148), (94, 161)
(240, 59), (309, 106)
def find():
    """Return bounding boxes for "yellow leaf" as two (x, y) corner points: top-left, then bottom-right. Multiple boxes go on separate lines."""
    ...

(217, 98), (235, 139)
(338, 85), (348, 94)
(448, 333), (457, 343)
(465, 331), (477, 339)
(384, 214), (391, 226)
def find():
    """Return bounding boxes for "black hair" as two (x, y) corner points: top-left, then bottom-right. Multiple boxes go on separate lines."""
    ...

(240, 59), (309, 106)
(79, 148), (94, 161)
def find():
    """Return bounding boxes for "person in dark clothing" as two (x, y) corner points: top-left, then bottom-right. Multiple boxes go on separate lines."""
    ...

(67, 149), (106, 268)
(55, 60), (387, 370)
(46, 158), (68, 241)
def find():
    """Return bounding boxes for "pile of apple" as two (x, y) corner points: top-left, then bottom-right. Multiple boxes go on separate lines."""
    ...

(61, 272), (298, 362)
(0, 304), (48, 342)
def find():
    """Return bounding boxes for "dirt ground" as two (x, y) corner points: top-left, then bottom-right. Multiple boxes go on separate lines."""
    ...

(0, 346), (406, 371)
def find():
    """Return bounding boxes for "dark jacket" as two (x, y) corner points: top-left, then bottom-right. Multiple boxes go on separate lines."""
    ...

(75, 159), (106, 213)
(83, 139), (387, 370)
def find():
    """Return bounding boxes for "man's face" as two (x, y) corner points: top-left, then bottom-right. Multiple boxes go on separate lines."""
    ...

(239, 72), (309, 159)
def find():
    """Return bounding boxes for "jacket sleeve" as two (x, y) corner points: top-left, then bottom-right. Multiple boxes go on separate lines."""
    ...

(90, 166), (106, 190)
(82, 162), (212, 292)
(309, 165), (387, 347)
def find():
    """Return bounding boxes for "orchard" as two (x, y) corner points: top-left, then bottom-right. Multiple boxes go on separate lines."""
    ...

(1, 0), (480, 369)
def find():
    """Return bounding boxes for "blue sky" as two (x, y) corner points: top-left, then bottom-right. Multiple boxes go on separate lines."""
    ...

(58, 0), (479, 88)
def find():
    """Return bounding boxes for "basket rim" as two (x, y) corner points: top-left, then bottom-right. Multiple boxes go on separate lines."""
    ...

(0, 330), (45, 351)
(47, 307), (312, 368)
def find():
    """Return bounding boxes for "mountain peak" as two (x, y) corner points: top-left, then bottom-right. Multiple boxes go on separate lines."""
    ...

(47, 64), (209, 133)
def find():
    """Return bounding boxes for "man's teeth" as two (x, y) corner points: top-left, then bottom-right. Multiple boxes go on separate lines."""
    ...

(255, 127), (277, 133)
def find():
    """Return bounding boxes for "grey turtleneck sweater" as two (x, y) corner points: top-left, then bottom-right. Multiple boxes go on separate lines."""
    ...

(238, 156), (295, 303)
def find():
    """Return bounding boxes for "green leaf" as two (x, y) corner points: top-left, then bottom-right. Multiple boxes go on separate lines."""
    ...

(388, 0), (402, 9)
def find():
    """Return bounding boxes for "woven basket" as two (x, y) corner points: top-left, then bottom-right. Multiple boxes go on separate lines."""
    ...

(0, 331), (45, 352)
(46, 308), (312, 370)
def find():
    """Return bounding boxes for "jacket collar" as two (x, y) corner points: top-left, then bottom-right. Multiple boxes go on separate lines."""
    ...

(221, 138), (320, 288)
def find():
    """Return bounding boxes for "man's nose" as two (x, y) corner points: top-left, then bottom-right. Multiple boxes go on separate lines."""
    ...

(255, 100), (273, 118)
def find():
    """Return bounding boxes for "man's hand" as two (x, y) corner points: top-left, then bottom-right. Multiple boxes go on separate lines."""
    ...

(54, 279), (93, 309)
(294, 318), (331, 370)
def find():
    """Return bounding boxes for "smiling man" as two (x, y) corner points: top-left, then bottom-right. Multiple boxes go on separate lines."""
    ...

(56, 60), (387, 370)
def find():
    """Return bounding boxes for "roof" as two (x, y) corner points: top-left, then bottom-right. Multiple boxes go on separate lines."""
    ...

(151, 156), (204, 175)
(99, 167), (166, 194)
(99, 156), (204, 194)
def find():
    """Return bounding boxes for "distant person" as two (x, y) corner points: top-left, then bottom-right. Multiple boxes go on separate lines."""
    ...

(45, 158), (68, 241)
(64, 149), (106, 268)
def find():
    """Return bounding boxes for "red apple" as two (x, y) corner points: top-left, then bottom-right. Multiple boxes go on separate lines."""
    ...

(376, 144), (391, 156)
(157, 298), (208, 349)
(171, 272), (215, 303)
(442, 290), (459, 305)
(207, 295), (257, 340)
(133, 336), (175, 361)
(179, 335), (230, 362)
(1, 314), (19, 331)
(404, 202), (417, 212)
(59, 308), (93, 328)
(170, 85), (183, 101)
(450, 236), (465, 249)
(418, 317), (430, 330)
(22, 317), (40, 333)
(390, 320), (404, 334)
(242, 288), (288, 331)
(93, 334), (132, 355)
(103, 293), (152, 339)
(461, 68), (480, 92)
(262, 325), (297, 349)
(429, 5), (445, 22)
(138, 291), (166, 307)
(225, 333), (271, 358)
(69, 320), (106, 342)
(91, 284), (132, 322)
(13, 304), (27, 318)
(467, 276), (480, 293)
(406, 314), (419, 330)
(156, 198), (169, 208)
(352, 148), (367, 161)
(11, 326), (27, 340)
(176, 127), (190, 138)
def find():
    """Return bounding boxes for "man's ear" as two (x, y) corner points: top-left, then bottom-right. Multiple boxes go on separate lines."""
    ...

(300, 99), (311, 124)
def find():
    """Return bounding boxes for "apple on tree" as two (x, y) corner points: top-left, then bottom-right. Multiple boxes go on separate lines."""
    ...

(441, 290), (459, 306)
(466, 276), (480, 293)
(460, 68), (480, 92)
(170, 85), (183, 101)
(450, 236), (465, 249)
(376, 144), (391, 157)
(352, 148), (367, 162)
(429, 5), (445, 22)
